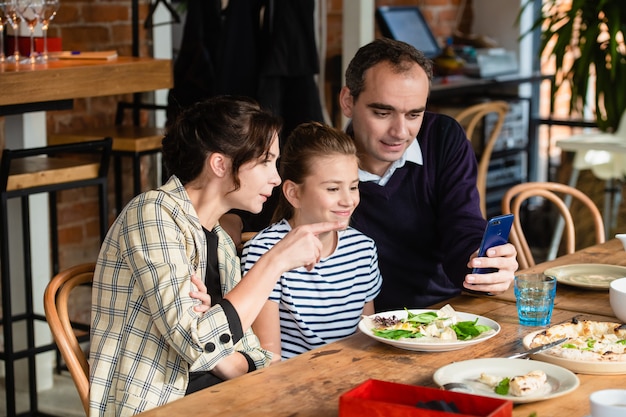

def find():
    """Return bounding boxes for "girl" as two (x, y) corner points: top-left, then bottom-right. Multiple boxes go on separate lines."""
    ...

(89, 97), (342, 416)
(241, 122), (382, 360)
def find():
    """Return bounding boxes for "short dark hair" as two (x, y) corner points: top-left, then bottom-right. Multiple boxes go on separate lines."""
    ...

(162, 96), (282, 190)
(345, 38), (433, 99)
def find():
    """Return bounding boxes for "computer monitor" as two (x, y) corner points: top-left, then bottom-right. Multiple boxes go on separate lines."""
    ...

(375, 6), (442, 59)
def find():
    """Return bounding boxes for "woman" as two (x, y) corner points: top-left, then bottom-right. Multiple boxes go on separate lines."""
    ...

(89, 97), (342, 416)
(242, 122), (382, 360)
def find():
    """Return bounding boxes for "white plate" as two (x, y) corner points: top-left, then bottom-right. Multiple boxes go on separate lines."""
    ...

(523, 329), (626, 375)
(358, 309), (500, 352)
(544, 264), (626, 290)
(433, 358), (580, 404)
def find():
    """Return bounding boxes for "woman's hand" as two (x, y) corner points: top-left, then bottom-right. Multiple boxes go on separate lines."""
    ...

(463, 243), (518, 294)
(268, 221), (344, 271)
(190, 274), (211, 314)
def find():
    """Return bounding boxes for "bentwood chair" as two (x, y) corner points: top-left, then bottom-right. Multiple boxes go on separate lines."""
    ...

(454, 101), (510, 218)
(501, 182), (605, 270)
(44, 263), (95, 416)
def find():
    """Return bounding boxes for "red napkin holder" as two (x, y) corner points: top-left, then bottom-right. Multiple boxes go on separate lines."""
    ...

(339, 379), (512, 417)
(5, 36), (62, 56)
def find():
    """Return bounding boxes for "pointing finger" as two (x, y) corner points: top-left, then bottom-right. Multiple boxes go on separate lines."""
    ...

(308, 221), (344, 236)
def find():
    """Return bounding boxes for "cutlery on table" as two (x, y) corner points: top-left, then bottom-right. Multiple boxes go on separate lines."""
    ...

(507, 337), (569, 359)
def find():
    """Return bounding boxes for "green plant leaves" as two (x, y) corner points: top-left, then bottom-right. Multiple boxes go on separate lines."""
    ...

(522, 0), (626, 131)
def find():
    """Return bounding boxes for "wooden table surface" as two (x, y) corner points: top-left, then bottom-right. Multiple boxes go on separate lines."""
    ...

(0, 56), (172, 106)
(134, 241), (626, 417)
(490, 238), (626, 317)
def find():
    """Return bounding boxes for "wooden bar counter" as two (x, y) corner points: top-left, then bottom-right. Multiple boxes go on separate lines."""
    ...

(0, 56), (172, 109)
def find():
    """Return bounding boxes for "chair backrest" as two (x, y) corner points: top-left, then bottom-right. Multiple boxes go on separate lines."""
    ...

(454, 101), (509, 218)
(501, 182), (605, 270)
(44, 263), (95, 416)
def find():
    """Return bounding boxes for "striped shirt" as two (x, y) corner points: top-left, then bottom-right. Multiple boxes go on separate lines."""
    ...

(242, 219), (382, 359)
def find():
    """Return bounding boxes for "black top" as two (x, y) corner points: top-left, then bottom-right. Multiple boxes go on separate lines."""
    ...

(203, 227), (223, 306)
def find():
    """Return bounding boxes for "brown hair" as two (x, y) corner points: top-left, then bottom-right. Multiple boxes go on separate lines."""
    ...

(345, 37), (433, 100)
(272, 122), (357, 222)
(162, 95), (282, 190)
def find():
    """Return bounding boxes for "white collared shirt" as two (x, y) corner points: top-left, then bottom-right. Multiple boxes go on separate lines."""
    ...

(358, 139), (423, 186)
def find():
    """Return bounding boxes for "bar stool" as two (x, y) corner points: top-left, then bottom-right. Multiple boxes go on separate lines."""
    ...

(49, 101), (166, 213)
(0, 137), (111, 417)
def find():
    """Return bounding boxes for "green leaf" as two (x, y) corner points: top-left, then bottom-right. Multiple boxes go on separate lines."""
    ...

(449, 319), (490, 340)
(495, 378), (510, 395)
(372, 329), (423, 340)
(405, 310), (439, 324)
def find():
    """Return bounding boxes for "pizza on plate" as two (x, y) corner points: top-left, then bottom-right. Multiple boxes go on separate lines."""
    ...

(526, 318), (626, 362)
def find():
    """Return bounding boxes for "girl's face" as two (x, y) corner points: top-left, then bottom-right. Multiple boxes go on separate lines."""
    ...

(231, 133), (281, 214)
(286, 154), (360, 228)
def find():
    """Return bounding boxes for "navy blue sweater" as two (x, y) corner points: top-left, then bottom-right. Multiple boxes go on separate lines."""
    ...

(351, 112), (487, 311)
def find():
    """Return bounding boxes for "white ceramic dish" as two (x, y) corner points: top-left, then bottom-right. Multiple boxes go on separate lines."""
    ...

(523, 329), (626, 375)
(543, 264), (626, 290)
(610, 278), (626, 322)
(358, 309), (500, 352)
(433, 358), (580, 404)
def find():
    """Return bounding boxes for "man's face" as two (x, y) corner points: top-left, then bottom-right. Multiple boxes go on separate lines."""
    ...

(340, 61), (430, 176)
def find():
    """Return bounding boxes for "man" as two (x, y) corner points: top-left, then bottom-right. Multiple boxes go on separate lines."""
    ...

(339, 38), (518, 311)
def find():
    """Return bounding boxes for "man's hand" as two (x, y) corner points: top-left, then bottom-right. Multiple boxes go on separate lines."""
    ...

(463, 243), (518, 293)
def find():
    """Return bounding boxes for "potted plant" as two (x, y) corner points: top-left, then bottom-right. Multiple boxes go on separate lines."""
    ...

(522, 0), (626, 132)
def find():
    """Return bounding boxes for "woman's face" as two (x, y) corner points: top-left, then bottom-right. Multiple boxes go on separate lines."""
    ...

(286, 153), (360, 228)
(231, 133), (281, 214)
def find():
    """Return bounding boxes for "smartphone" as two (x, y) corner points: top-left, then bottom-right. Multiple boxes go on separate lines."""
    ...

(472, 213), (514, 274)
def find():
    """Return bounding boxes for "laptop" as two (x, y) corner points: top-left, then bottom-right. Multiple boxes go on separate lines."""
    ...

(375, 6), (442, 60)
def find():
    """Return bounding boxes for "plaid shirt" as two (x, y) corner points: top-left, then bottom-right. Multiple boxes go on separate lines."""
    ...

(89, 176), (272, 417)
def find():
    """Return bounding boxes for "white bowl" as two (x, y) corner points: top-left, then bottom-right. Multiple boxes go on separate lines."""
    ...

(616, 234), (626, 251)
(609, 277), (626, 322)
(590, 389), (626, 417)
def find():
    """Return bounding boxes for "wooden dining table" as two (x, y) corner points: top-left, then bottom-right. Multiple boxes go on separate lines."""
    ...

(134, 239), (626, 417)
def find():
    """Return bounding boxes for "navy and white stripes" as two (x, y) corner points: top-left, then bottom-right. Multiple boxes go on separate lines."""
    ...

(242, 219), (382, 359)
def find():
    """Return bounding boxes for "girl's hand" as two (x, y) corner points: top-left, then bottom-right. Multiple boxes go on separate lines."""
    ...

(190, 274), (212, 314)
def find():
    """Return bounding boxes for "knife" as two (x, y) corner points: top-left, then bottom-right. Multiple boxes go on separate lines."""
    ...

(507, 337), (569, 359)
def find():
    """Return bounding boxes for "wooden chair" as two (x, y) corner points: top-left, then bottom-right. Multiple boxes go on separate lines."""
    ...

(43, 262), (95, 416)
(454, 101), (509, 218)
(501, 182), (605, 270)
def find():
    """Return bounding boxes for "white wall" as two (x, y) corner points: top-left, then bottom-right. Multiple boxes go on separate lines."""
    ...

(472, 0), (535, 76)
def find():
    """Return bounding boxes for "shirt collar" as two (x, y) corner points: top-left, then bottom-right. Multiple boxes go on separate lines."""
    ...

(358, 139), (423, 185)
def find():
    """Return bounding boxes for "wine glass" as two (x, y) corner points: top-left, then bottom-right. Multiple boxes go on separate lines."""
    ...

(17, 0), (41, 64)
(37, 0), (57, 61)
(1, 0), (21, 63)
(0, 4), (7, 62)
